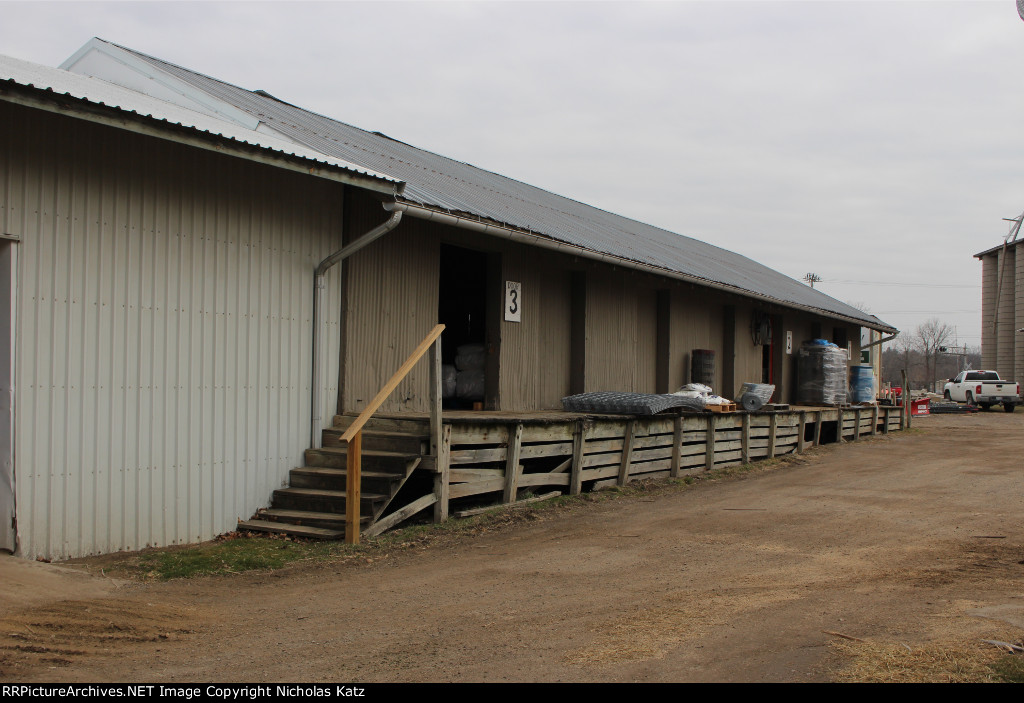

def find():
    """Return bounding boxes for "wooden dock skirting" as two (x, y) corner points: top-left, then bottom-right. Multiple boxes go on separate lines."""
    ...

(410, 405), (902, 520)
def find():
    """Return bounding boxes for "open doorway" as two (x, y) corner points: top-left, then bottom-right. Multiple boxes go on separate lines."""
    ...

(756, 313), (783, 402)
(438, 244), (498, 409)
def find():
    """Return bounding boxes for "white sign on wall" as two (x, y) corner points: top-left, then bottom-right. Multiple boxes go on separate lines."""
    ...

(505, 281), (521, 322)
(786, 330), (793, 355)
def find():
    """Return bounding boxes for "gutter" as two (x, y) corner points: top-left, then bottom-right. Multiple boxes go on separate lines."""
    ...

(387, 201), (897, 335)
(311, 206), (403, 447)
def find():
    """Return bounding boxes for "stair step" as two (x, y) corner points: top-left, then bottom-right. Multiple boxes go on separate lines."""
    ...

(332, 414), (430, 435)
(322, 428), (428, 453)
(272, 486), (385, 514)
(237, 519), (343, 540)
(304, 447), (418, 470)
(257, 508), (372, 529)
(289, 466), (403, 492)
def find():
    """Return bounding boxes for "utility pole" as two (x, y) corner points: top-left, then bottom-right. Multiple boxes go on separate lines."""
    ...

(803, 273), (821, 289)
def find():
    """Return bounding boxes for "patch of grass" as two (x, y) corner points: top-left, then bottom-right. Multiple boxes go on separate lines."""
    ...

(831, 639), (1024, 683)
(130, 534), (356, 580)
(991, 653), (1024, 683)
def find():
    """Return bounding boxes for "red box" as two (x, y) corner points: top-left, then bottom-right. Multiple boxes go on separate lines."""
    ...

(910, 398), (930, 416)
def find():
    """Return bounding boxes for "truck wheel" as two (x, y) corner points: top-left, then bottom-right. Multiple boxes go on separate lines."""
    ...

(1004, 403), (1015, 413)
(966, 391), (975, 406)
(944, 390), (951, 401)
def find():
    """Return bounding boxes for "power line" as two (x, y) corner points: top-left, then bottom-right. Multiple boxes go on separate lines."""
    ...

(873, 310), (978, 314)
(826, 279), (979, 288)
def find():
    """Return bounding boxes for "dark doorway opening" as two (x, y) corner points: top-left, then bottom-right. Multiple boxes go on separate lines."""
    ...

(761, 343), (772, 385)
(439, 244), (489, 409)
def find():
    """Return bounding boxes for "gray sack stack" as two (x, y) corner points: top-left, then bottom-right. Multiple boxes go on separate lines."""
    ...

(455, 343), (486, 400)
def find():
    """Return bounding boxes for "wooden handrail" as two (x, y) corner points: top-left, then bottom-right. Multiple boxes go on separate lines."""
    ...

(341, 323), (445, 544)
(339, 323), (446, 444)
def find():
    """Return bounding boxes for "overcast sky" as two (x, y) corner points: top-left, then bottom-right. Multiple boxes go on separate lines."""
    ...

(4, 0), (1024, 350)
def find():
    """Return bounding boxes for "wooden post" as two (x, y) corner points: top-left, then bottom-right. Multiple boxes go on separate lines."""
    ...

(837, 409), (847, 443)
(853, 407), (861, 442)
(797, 411), (806, 454)
(570, 420), (586, 495)
(345, 430), (362, 544)
(812, 411), (822, 446)
(740, 412), (750, 464)
(433, 424), (451, 523)
(428, 336), (442, 461)
(670, 416), (682, 478)
(705, 414), (716, 471)
(901, 370), (910, 430)
(618, 420), (635, 486)
(871, 405), (879, 436)
(768, 413), (777, 458)
(503, 423), (523, 504)
(882, 406), (890, 435)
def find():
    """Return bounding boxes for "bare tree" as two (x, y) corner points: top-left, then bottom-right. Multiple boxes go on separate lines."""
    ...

(888, 334), (919, 389)
(915, 318), (954, 392)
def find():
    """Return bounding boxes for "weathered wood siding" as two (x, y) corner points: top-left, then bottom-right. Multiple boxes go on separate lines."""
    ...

(338, 197), (875, 412)
(584, 268), (658, 395)
(667, 286), (726, 393)
(499, 245), (573, 410)
(339, 196), (439, 415)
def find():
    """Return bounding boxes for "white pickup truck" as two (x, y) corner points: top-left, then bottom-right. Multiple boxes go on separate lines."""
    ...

(943, 370), (1020, 412)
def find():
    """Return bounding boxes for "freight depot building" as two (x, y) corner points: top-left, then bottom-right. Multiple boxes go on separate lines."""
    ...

(0, 40), (897, 559)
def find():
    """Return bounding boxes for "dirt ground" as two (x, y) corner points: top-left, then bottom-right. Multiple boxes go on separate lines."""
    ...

(1, 412), (1022, 683)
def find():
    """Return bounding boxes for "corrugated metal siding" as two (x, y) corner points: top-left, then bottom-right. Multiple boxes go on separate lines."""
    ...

(668, 287), (726, 393)
(341, 213), (439, 414)
(732, 306), (763, 399)
(997, 248), (1016, 379)
(1, 103), (344, 559)
(1015, 250), (1024, 381)
(781, 314), (817, 403)
(499, 246), (572, 410)
(981, 253), (997, 370)
(585, 270), (657, 394)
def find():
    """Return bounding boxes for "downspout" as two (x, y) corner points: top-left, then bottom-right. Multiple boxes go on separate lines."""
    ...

(862, 333), (898, 349)
(311, 206), (403, 448)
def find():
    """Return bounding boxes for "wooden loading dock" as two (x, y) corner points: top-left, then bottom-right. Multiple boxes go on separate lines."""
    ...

(375, 406), (901, 520)
(240, 405), (905, 541)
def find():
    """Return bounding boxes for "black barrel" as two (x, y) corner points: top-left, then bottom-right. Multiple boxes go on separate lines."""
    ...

(691, 349), (716, 387)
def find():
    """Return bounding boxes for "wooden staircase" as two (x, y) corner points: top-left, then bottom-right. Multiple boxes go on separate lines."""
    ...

(238, 415), (430, 540)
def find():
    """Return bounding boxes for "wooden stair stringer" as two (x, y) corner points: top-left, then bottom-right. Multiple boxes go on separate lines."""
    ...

(367, 456), (422, 524)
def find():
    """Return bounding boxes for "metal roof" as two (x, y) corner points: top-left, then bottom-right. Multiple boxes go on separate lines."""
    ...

(71, 40), (894, 331)
(975, 238), (1024, 259)
(0, 54), (400, 193)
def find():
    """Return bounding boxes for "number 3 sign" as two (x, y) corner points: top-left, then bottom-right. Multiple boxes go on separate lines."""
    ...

(505, 281), (521, 322)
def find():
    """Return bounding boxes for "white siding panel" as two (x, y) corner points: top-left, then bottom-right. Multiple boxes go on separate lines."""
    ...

(0, 103), (344, 559)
